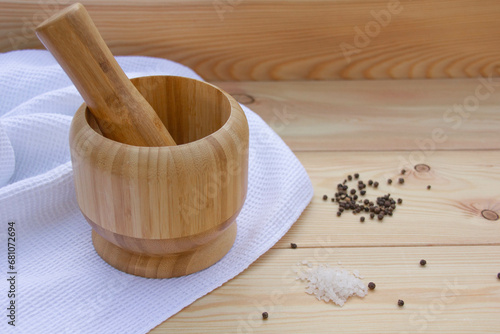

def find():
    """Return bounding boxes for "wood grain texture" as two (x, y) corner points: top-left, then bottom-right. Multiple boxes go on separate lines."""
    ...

(147, 78), (499, 331)
(216, 79), (500, 151)
(2, 0), (500, 81)
(35, 3), (176, 146)
(274, 150), (500, 248)
(69, 75), (249, 278)
(153, 246), (500, 333)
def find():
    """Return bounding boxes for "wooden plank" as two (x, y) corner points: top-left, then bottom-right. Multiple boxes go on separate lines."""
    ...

(273, 150), (500, 248)
(2, 0), (500, 81)
(152, 246), (500, 333)
(216, 79), (500, 151)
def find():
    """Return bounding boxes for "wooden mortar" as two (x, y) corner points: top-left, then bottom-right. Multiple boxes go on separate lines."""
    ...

(69, 76), (249, 278)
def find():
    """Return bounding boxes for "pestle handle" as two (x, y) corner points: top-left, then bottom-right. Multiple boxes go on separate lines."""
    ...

(35, 3), (176, 147)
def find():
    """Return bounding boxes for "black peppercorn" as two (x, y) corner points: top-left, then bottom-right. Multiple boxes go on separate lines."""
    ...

(497, 273), (500, 279)
(388, 179), (392, 184)
(397, 198), (402, 204)
(337, 211), (341, 217)
(401, 169), (406, 175)
(370, 213), (375, 219)
(262, 312), (269, 320)
(420, 259), (426, 266)
(368, 180), (373, 186)
(360, 217), (365, 222)
(331, 198), (335, 202)
(378, 214), (384, 221)
(354, 173), (359, 179)
(398, 178), (404, 184)
(290, 243), (297, 249)
(373, 182), (379, 188)
(368, 282), (376, 290)
(348, 175), (353, 181)
(322, 195), (328, 200)
(350, 189), (356, 195)
(398, 300), (404, 307)
(360, 190), (366, 196)
(427, 185), (431, 190)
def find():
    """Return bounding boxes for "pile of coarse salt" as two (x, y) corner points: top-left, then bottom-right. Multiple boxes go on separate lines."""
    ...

(296, 261), (367, 306)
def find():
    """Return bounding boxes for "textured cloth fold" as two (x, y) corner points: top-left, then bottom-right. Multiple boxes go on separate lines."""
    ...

(0, 50), (312, 334)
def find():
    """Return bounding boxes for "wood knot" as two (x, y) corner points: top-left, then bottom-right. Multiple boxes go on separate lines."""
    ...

(231, 93), (255, 105)
(414, 164), (431, 172)
(99, 61), (111, 73)
(481, 210), (499, 221)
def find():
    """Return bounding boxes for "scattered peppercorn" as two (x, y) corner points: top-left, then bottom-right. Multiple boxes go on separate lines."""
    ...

(427, 185), (431, 190)
(323, 195), (328, 200)
(290, 243), (297, 249)
(368, 282), (376, 290)
(420, 259), (426, 266)
(332, 176), (404, 223)
(398, 178), (404, 184)
(262, 312), (268, 320)
(401, 169), (406, 175)
(497, 273), (500, 279)
(388, 179), (392, 184)
(397, 198), (403, 204)
(354, 173), (359, 179)
(398, 300), (404, 307)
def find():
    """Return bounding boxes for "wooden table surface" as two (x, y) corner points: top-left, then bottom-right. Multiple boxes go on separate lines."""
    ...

(151, 78), (500, 333)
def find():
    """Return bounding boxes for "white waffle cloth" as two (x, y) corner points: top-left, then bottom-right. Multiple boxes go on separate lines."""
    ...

(0, 50), (312, 334)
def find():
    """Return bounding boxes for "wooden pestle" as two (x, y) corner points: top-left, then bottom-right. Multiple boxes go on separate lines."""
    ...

(35, 3), (176, 147)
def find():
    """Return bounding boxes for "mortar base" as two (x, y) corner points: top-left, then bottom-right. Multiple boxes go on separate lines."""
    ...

(91, 222), (237, 278)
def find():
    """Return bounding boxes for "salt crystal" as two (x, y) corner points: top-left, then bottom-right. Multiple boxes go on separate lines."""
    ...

(296, 263), (367, 306)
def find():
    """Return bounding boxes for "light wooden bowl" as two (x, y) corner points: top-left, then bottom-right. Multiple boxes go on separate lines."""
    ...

(69, 76), (249, 278)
